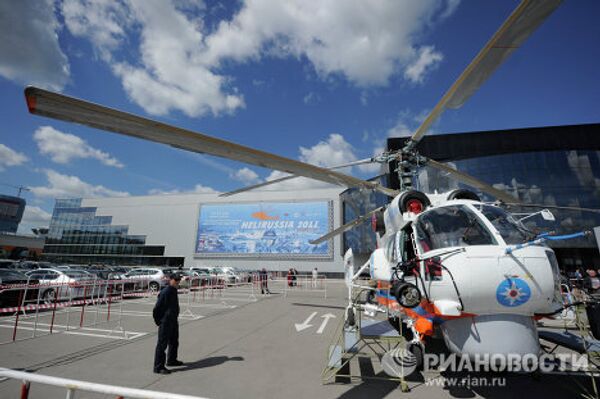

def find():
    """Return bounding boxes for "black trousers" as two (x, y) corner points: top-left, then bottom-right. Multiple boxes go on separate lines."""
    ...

(153, 320), (179, 371)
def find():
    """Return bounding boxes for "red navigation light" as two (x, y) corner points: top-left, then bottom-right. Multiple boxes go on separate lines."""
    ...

(25, 94), (36, 113)
(406, 199), (424, 214)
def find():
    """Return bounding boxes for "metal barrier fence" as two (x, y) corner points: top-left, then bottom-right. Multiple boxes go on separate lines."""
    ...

(281, 275), (327, 298)
(0, 272), (328, 345)
(0, 275), (263, 344)
(0, 367), (209, 399)
(0, 276), (168, 344)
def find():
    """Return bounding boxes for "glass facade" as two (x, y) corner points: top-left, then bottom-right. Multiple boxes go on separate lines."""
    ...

(417, 150), (600, 269)
(341, 148), (600, 272)
(43, 199), (182, 266)
(0, 195), (25, 233)
(341, 185), (388, 256)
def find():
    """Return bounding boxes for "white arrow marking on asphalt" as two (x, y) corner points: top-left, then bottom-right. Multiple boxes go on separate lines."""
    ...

(316, 313), (337, 334)
(295, 311), (318, 332)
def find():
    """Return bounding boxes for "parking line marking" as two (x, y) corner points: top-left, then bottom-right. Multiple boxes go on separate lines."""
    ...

(0, 324), (146, 340)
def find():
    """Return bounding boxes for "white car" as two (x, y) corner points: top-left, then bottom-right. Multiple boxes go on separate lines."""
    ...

(26, 268), (100, 304)
(214, 267), (241, 284)
(121, 267), (168, 291)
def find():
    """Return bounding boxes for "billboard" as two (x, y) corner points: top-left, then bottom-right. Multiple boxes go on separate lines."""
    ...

(195, 201), (333, 259)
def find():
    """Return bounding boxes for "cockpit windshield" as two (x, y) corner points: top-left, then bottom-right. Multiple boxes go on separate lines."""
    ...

(414, 205), (497, 253)
(478, 205), (533, 245)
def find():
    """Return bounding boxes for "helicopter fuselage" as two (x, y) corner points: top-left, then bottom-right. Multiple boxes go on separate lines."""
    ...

(365, 195), (562, 357)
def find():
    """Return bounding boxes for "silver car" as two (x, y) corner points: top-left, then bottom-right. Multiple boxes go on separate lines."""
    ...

(122, 267), (168, 291)
(25, 268), (101, 304)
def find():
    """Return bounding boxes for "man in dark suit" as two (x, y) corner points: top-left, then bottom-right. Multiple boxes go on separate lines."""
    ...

(153, 273), (184, 374)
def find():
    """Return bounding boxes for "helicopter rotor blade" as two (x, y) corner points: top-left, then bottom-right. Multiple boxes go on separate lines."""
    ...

(24, 87), (398, 198)
(406, 0), (562, 146)
(425, 158), (517, 203)
(503, 203), (600, 214)
(219, 158), (379, 197)
(309, 206), (385, 245)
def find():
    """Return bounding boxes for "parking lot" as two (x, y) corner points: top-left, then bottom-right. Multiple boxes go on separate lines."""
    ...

(0, 278), (598, 399)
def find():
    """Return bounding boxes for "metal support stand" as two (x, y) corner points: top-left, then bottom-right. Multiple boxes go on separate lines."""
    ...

(322, 306), (410, 392)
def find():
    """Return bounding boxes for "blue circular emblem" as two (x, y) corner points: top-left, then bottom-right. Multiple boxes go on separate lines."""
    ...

(496, 278), (531, 307)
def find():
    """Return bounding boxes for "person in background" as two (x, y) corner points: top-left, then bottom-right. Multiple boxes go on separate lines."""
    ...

(153, 273), (184, 374)
(260, 268), (271, 294)
(312, 267), (318, 288)
(287, 268), (293, 287)
(291, 268), (298, 287)
(584, 269), (600, 294)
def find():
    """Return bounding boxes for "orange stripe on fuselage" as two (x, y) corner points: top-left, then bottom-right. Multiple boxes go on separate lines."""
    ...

(375, 281), (475, 322)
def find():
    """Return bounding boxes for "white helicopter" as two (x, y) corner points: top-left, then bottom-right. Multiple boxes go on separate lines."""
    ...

(22, 0), (599, 366)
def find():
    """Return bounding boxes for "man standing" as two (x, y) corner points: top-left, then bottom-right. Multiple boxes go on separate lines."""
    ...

(259, 268), (271, 294)
(153, 273), (184, 374)
(312, 267), (318, 288)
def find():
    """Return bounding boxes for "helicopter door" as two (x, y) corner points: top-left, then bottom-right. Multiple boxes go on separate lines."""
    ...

(400, 223), (442, 282)
(397, 224), (415, 264)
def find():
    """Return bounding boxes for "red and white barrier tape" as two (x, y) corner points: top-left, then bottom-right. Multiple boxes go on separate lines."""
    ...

(0, 297), (113, 314)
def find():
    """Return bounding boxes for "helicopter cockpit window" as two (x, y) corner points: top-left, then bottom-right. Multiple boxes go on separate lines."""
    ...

(414, 205), (497, 253)
(479, 205), (532, 245)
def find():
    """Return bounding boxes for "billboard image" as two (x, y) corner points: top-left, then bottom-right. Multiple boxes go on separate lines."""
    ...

(195, 201), (332, 258)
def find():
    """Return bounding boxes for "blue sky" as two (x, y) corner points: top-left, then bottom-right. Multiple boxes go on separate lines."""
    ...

(0, 0), (599, 233)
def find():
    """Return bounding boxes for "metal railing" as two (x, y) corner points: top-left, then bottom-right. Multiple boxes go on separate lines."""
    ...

(0, 367), (210, 399)
(281, 275), (327, 298)
(0, 277), (155, 344)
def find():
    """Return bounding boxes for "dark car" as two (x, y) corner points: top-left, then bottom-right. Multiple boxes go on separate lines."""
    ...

(0, 259), (15, 269)
(0, 270), (40, 309)
(85, 266), (117, 280)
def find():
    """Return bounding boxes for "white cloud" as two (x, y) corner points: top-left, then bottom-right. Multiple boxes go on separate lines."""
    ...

(262, 133), (361, 190)
(60, 0), (458, 116)
(404, 45), (443, 84)
(440, 0), (461, 20)
(62, 0), (245, 118)
(17, 206), (53, 234)
(303, 92), (321, 105)
(360, 92), (369, 106)
(387, 120), (413, 138)
(0, 144), (28, 171)
(357, 145), (385, 174)
(30, 170), (129, 199)
(261, 170), (331, 191)
(299, 133), (357, 169)
(357, 109), (434, 173)
(230, 167), (261, 185)
(206, 0), (454, 87)
(148, 184), (219, 195)
(0, 0), (69, 90)
(61, 0), (133, 61)
(33, 126), (124, 168)
(22, 206), (52, 225)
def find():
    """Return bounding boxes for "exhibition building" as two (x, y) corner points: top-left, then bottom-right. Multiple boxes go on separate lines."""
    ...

(41, 123), (600, 273)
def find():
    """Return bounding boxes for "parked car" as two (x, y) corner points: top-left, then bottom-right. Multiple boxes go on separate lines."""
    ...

(109, 266), (129, 277)
(0, 259), (15, 269)
(211, 267), (240, 285)
(121, 267), (168, 291)
(189, 267), (222, 286)
(25, 268), (100, 304)
(172, 269), (208, 289)
(10, 261), (47, 272)
(84, 266), (119, 280)
(0, 270), (40, 309)
(221, 269), (241, 285)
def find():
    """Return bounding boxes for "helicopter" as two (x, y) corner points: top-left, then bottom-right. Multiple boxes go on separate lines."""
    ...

(21, 0), (600, 367)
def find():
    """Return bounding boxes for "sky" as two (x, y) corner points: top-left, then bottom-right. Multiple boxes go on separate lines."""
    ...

(0, 0), (599, 234)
